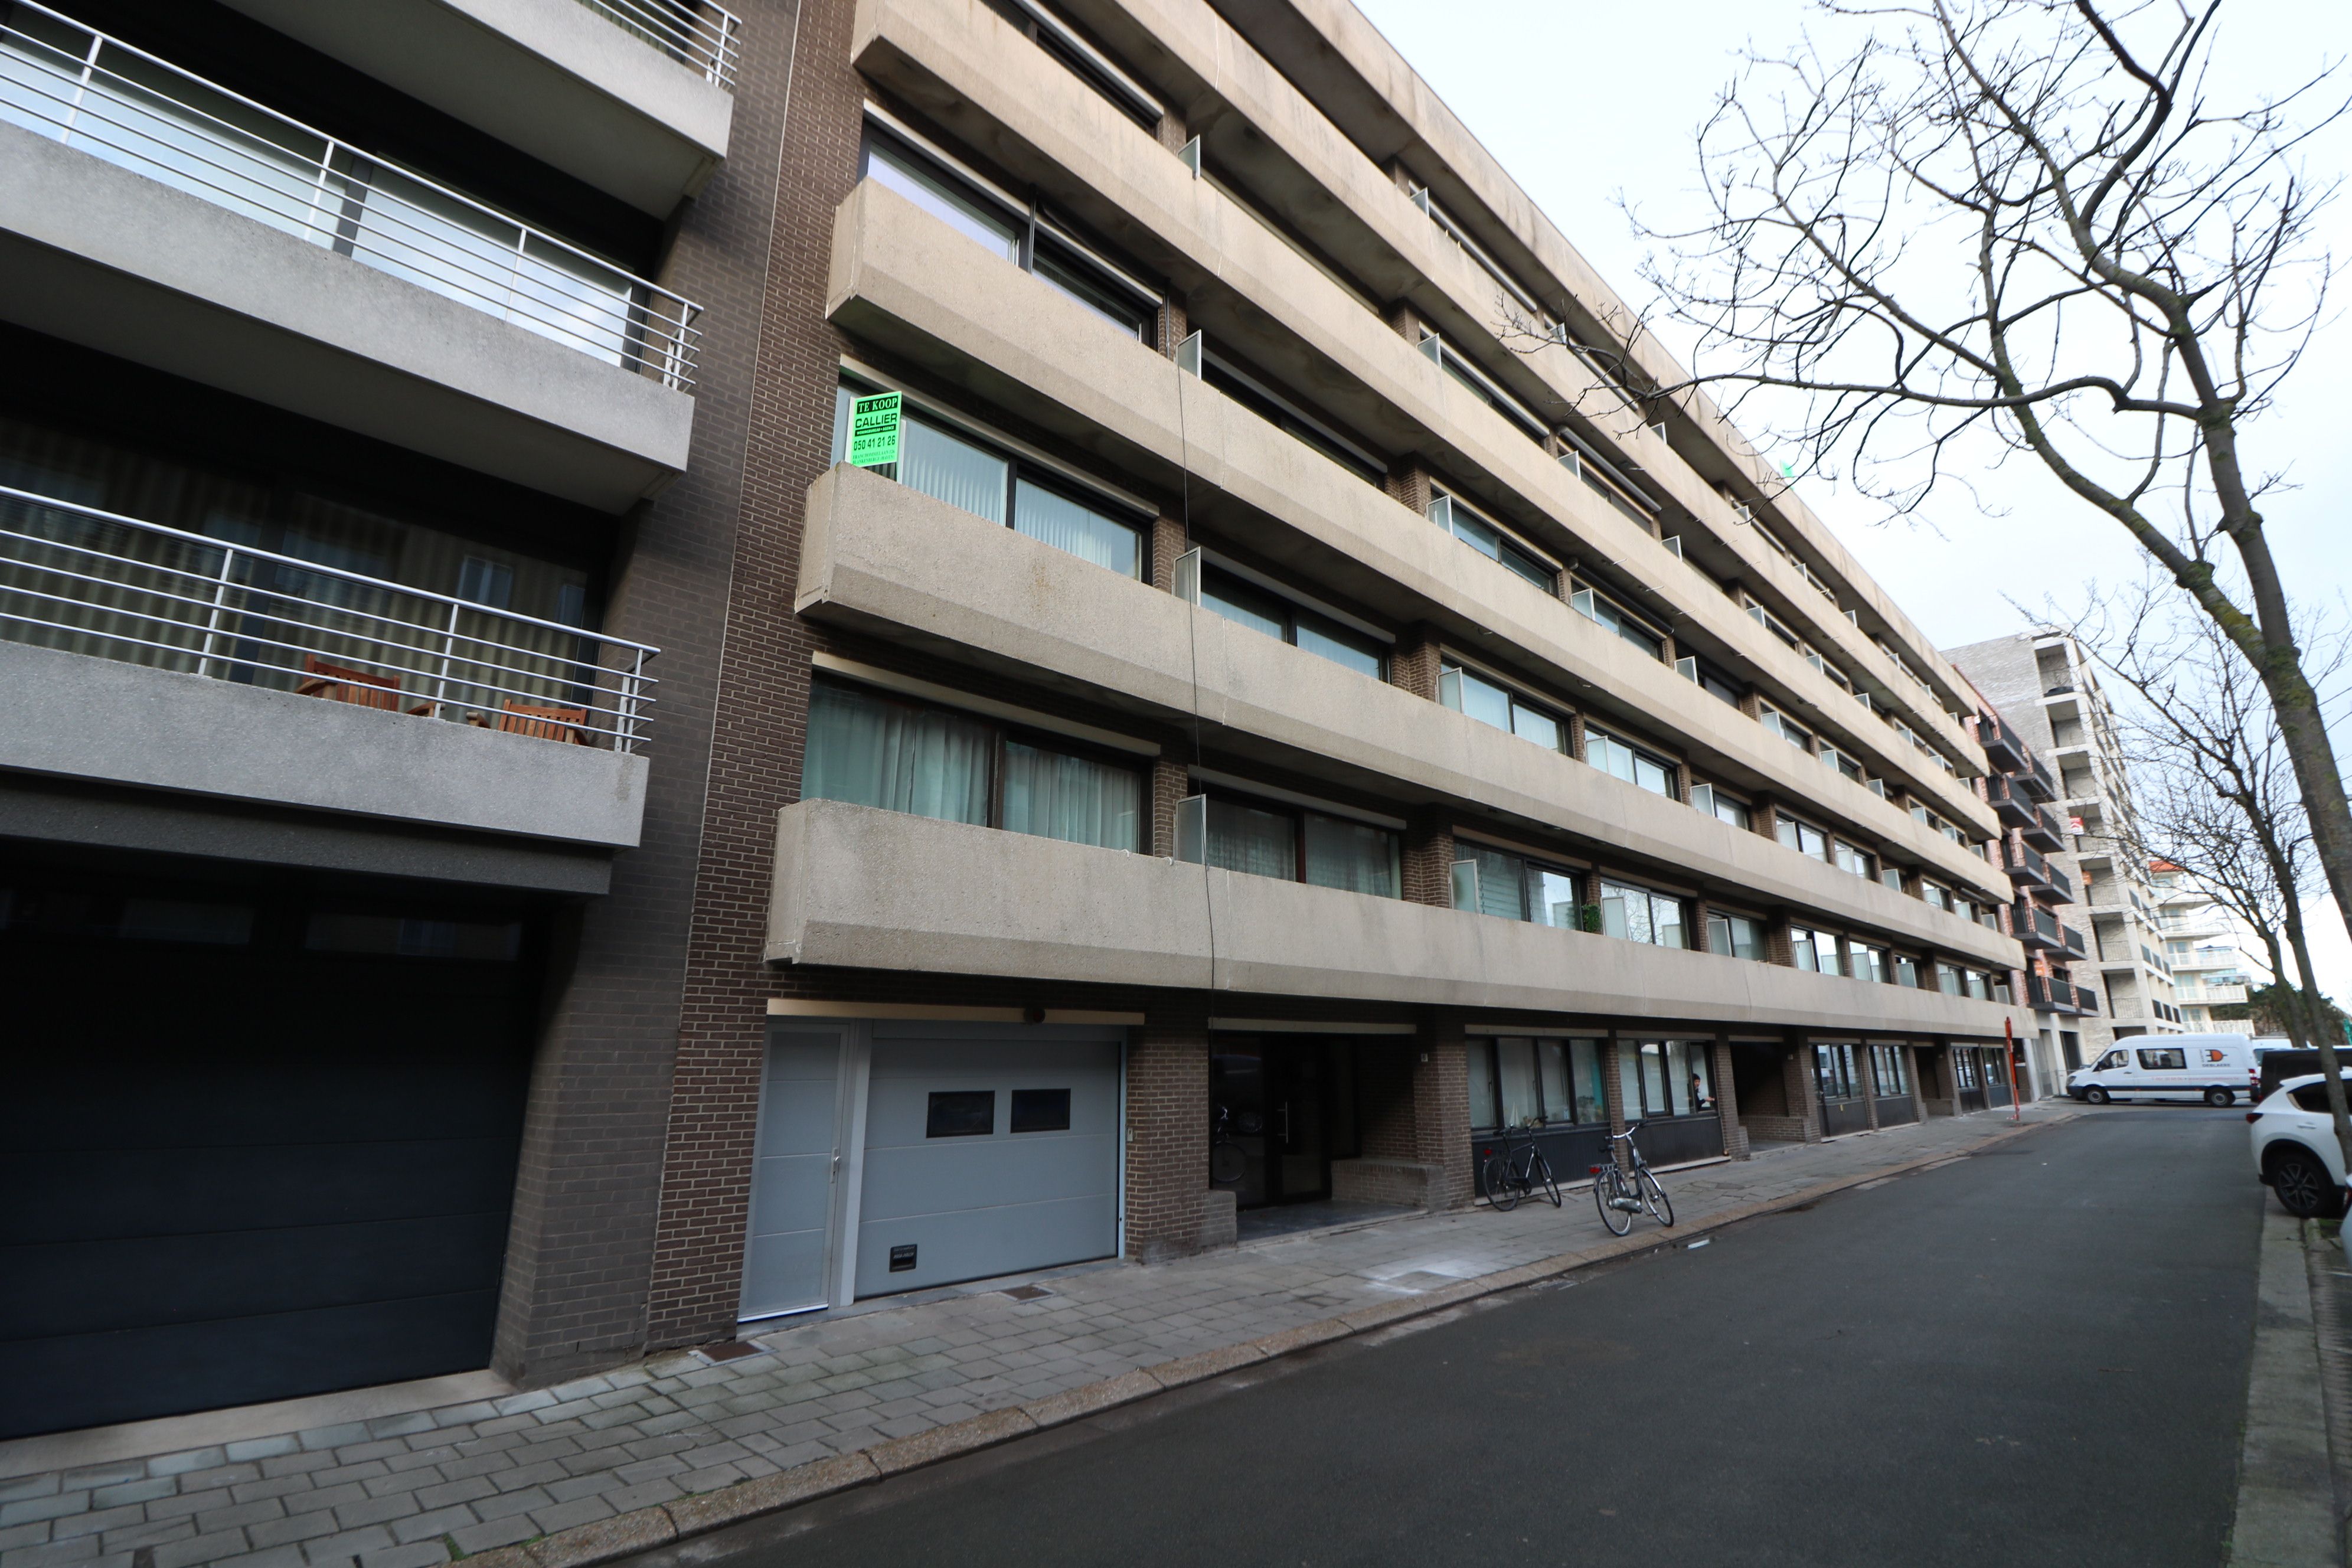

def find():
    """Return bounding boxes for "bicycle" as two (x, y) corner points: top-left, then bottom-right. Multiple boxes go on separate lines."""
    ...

(1590, 1122), (1675, 1236)
(1481, 1119), (1561, 1211)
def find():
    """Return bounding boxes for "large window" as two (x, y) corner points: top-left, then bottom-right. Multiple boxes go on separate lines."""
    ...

(1199, 348), (1386, 483)
(1440, 664), (1568, 752)
(834, 378), (1144, 577)
(804, 678), (1142, 850)
(1616, 1040), (1716, 1119)
(1852, 943), (1890, 985)
(1870, 1046), (1910, 1097)
(1814, 1043), (1864, 1100)
(1893, 953), (1922, 988)
(1199, 566), (1384, 680)
(1194, 792), (1399, 897)
(1426, 491), (1553, 590)
(1831, 838), (1876, 879)
(1467, 1036), (1606, 1131)
(1760, 705), (1815, 754)
(1706, 911), (1766, 961)
(1935, 962), (1963, 996)
(1570, 584), (1665, 661)
(1599, 878), (1685, 948)
(1776, 814), (1831, 862)
(1791, 926), (1845, 976)
(1453, 846), (1580, 928)
(1691, 784), (1752, 831)
(1585, 726), (1677, 798)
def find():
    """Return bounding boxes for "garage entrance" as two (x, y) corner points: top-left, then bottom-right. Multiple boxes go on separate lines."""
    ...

(740, 1019), (1123, 1318)
(0, 858), (540, 1441)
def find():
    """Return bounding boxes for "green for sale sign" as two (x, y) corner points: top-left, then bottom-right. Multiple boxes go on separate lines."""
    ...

(848, 391), (903, 467)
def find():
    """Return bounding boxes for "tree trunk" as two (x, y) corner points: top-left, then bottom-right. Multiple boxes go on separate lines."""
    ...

(2273, 845), (2352, 1185)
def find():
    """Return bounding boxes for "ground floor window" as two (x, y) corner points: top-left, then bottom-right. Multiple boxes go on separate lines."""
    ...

(1870, 1045), (1910, 1096)
(1616, 1040), (1716, 1118)
(1954, 1048), (1980, 1089)
(1467, 1036), (1605, 1131)
(1814, 1043), (1865, 1100)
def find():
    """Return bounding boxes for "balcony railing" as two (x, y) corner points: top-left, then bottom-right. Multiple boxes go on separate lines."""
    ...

(2012, 899), (2064, 952)
(2018, 751), (2058, 801)
(1, 3), (702, 388)
(2003, 839), (2053, 888)
(1975, 711), (2027, 771)
(577, 0), (743, 89)
(2021, 802), (2066, 852)
(1985, 770), (2036, 828)
(2, 486), (658, 752)
(2041, 860), (2074, 903)
(2062, 923), (2086, 958)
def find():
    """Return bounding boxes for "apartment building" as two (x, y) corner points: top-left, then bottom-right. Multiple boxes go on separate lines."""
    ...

(0, 0), (2027, 1442)
(1963, 694), (2095, 1096)
(2151, 861), (2269, 1030)
(1947, 630), (2180, 1063)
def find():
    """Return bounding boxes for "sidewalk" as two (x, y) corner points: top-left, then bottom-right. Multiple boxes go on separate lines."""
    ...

(0, 1105), (2074, 1568)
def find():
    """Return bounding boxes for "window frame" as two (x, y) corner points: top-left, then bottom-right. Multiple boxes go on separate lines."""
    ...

(1198, 345), (1387, 482)
(1453, 843), (1585, 929)
(1197, 561), (1388, 681)
(1583, 723), (1680, 798)
(1426, 489), (1556, 590)
(1570, 580), (1667, 661)
(1466, 1035), (1609, 1132)
(1439, 660), (1572, 754)
(1195, 785), (1403, 898)
(1596, 875), (1688, 949)
(1706, 909), (1767, 962)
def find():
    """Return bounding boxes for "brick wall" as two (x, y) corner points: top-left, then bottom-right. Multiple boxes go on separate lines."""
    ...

(1125, 1010), (1211, 1260)
(1411, 1017), (1472, 1209)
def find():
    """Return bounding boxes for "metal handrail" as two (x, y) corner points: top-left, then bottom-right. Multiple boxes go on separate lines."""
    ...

(1, 485), (660, 752)
(576, 0), (742, 89)
(1, 2), (703, 388)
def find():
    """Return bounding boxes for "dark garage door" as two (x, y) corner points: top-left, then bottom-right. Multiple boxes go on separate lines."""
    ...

(0, 868), (538, 1440)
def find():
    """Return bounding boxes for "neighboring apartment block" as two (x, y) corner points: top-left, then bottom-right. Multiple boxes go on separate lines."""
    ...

(0, 0), (2028, 1443)
(2152, 861), (2270, 1030)
(1947, 629), (2180, 1066)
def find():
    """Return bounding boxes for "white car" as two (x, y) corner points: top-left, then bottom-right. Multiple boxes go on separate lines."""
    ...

(2068, 1033), (2259, 1106)
(2249, 1072), (2352, 1218)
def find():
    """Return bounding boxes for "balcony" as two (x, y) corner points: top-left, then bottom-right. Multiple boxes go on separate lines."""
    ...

(2062, 922), (2087, 958)
(769, 799), (2024, 1034)
(2021, 802), (2066, 852)
(2024, 974), (2071, 1012)
(2003, 839), (2054, 889)
(214, 0), (737, 215)
(1976, 711), (2028, 771)
(2013, 900), (2065, 953)
(1985, 770), (2036, 829)
(0, 4), (695, 509)
(1, 485), (655, 880)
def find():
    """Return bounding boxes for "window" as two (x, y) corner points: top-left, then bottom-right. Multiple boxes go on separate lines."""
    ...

(1912, 803), (1965, 843)
(805, 678), (1142, 851)
(1760, 705), (1815, 753)
(2138, 1047), (2187, 1071)
(1776, 815), (1830, 861)
(1585, 727), (1677, 798)
(1416, 334), (1547, 443)
(1454, 847), (1581, 929)
(1814, 1044), (1864, 1100)
(1707, 912), (1765, 962)
(1467, 1036), (1606, 1129)
(1009, 1087), (1072, 1133)
(1616, 1040), (1716, 1118)
(1200, 348), (1386, 482)
(834, 378), (1145, 577)
(1747, 599), (1803, 649)
(1935, 962), (1962, 995)
(304, 913), (520, 960)
(1198, 566), (1385, 680)
(1692, 785), (1752, 831)
(1966, 969), (1992, 1001)
(1879, 866), (1906, 891)
(1894, 954), (1921, 988)
(1598, 878), (1685, 948)
(1792, 926), (1843, 976)
(1193, 791), (1400, 897)
(1831, 839), (1875, 879)
(1870, 1045), (1910, 1096)
(1427, 492), (1553, 589)
(1570, 585), (1665, 661)
(1822, 745), (1864, 782)
(862, 126), (1160, 340)
(1440, 664), (1568, 752)
(1922, 882), (1952, 912)
(926, 1091), (996, 1138)
(1954, 1050), (1979, 1090)
(1853, 944), (1890, 985)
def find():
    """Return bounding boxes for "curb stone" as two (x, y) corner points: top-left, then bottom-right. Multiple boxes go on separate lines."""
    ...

(457, 1113), (2067, 1568)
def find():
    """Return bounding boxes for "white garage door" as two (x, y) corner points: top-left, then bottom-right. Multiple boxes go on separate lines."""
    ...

(854, 1024), (1121, 1297)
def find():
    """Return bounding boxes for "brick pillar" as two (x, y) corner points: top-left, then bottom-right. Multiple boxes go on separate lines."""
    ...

(1603, 1031), (1630, 1180)
(1713, 1035), (1749, 1158)
(1908, 1044), (1929, 1122)
(1390, 622), (1443, 701)
(1401, 808), (1456, 908)
(1150, 512), (1188, 595)
(1155, 109), (1188, 155)
(1148, 756), (1190, 860)
(1412, 1015), (1473, 1210)
(1765, 916), (1797, 968)
(1691, 898), (1716, 952)
(1861, 1041), (1882, 1129)
(1155, 296), (1189, 360)
(1126, 1010), (1229, 1260)
(1564, 710), (1588, 762)
(1783, 1037), (1823, 1142)
(1383, 457), (1433, 517)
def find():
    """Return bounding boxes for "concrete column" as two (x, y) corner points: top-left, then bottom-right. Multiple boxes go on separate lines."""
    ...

(1411, 1015), (1473, 1210)
(1713, 1034), (1749, 1159)
(1783, 1035), (1824, 1142)
(1125, 1010), (1230, 1260)
(1907, 1044), (1929, 1122)
(1861, 1039), (1882, 1129)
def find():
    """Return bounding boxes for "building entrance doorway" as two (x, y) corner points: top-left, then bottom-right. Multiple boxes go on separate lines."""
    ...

(1209, 1035), (1355, 1208)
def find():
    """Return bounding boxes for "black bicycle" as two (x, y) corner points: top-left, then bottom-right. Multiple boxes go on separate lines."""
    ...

(1482, 1119), (1561, 1211)
(1590, 1122), (1674, 1236)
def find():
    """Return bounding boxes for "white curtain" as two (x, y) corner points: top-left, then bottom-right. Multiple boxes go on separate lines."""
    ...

(900, 417), (1008, 524)
(1206, 799), (1293, 880)
(1001, 741), (1138, 850)
(1013, 479), (1138, 577)
(1303, 813), (1397, 897)
(803, 681), (989, 825)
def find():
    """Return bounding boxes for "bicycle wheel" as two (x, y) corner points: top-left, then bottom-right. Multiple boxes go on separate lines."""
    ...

(1594, 1167), (1632, 1236)
(1530, 1149), (1562, 1207)
(1638, 1167), (1675, 1227)
(1484, 1154), (1521, 1211)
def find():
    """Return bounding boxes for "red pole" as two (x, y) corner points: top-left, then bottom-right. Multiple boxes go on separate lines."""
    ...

(2003, 1017), (2022, 1122)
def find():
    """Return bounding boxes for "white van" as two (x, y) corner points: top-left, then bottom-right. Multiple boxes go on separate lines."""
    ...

(2067, 1033), (2260, 1106)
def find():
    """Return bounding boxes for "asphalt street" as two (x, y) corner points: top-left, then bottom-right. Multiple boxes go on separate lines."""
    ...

(651, 1108), (2263, 1568)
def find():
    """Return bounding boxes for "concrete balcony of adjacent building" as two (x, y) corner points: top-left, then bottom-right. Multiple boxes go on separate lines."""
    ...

(0, 486), (654, 894)
(798, 465), (2025, 970)
(767, 798), (2025, 1038)
(821, 180), (2011, 890)
(0, 4), (696, 512)
(215, 0), (738, 216)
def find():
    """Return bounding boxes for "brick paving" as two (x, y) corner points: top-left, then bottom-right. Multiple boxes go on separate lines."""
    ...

(0, 1106), (2072, 1568)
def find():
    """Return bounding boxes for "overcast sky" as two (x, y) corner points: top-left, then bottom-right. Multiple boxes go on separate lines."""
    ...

(1352, 0), (2352, 1003)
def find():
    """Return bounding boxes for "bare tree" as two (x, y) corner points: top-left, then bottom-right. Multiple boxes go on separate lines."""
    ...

(1622, 0), (2352, 975)
(2073, 586), (2348, 1162)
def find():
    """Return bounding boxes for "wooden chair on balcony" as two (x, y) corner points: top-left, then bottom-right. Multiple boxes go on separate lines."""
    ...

(497, 701), (593, 745)
(296, 655), (402, 711)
